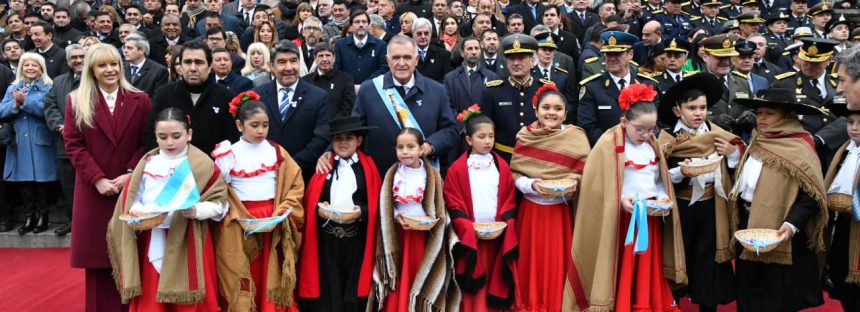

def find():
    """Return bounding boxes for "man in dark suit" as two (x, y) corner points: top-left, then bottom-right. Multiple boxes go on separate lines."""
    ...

(578, 30), (660, 144)
(212, 48), (254, 93)
(541, 6), (579, 60)
(507, 0), (544, 34)
(445, 37), (498, 118)
(378, 0), (401, 34)
(303, 42), (356, 119)
(29, 21), (68, 79)
(690, 0), (727, 35)
(150, 14), (192, 67)
(568, 0), (600, 44)
(146, 41), (239, 155)
(254, 40), (331, 182)
(334, 11), (389, 83)
(733, 39), (770, 93)
(787, 0), (810, 35)
(413, 18), (451, 83)
(653, 38), (694, 94)
(632, 20), (663, 66)
(93, 11), (121, 47)
(479, 29), (503, 73)
(43, 43), (85, 236)
(430, 0), (447, 38)
(53, 8), (82, 48)
(122, 35), (170, 95)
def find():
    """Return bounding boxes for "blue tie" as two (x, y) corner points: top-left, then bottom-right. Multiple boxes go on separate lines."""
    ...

(530, 5), (537, 20)
(279, 87), (292, 121)
(130, 65), (138, 77)
(419, 50), (426, 61)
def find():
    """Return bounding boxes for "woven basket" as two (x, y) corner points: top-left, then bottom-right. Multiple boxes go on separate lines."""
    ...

(474, 222), (507, 240)
(119, 212), (168, 231)
(828, 193), (853, 213)
(535, 178), (578, 196)
(237, 216), (285, 234)
(679, 155), (724, 176)
(645, 199), (672, 217)
(734, 229), (785, 254)
(400, 214), (439, 231)
(318, 202), (361, 224)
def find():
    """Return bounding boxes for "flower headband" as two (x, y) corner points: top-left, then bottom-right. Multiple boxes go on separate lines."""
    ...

(532, 83), (560, 109)
(457, 104), (482, 123)
(228, 91), (261, 118)
(618, 83), (657, 111)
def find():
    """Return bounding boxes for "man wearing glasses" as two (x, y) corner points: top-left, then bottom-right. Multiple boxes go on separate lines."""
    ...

(299, 17), (325, 77)
(334, 11), (389, 86)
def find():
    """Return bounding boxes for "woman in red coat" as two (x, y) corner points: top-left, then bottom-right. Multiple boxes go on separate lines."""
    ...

(64, 43), (151, 312)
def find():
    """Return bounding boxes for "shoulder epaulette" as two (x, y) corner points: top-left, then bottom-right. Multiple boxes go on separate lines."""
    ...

(690, 16), (702, 21)
(732, 70), (747, 79)
(681, 11), (691, 15)
(682, 1), (691, 6)
(683, 70), (700, 77)
(719, 4), (731, 9)
(539, 78), (555, 85)
(584, 56), (599, 64)
(830, 79), (837, 87)
(485, 79), (504, 87)
(637, 72), (659, 82)
(652, 9), (665, 14)
(629, 60), (639, 66)
(832, 72), (839, 79)
(775, 71), (796, 80)
(717, 16), (728, 21)
(782, 51), (790, 56)
(580, 73), (602, 85)
(554, 66), (568, 74)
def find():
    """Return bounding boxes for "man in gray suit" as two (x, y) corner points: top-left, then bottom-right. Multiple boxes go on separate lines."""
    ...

(43, 44), (85, 236)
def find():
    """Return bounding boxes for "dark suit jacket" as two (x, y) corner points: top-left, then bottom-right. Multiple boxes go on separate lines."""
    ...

(568, 10), (599, 45)
(124, 59), (169, 95)
(146, 80), (239, 155)
(34, 44), (69, 79)
(215, 72), (255, 93)
(44, 72), (80, 157)
(772, 72), (836, 134)
(554, 30), (580, 62)
(303, 68), (356, 119)
(352, 72), (458, 175)
(254, 80), (330, 181)
(149, 33), (192, 67)
(416, 44), (451, 83)
(444, 65), (498, 113)
(334, 35), (389, 82)
(507, 2), (545, 34)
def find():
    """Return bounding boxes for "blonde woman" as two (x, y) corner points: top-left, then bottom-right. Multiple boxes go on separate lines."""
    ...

(254, 20), (279, 50)
(63, 43), (151, 312)
(399, 12), (417, 36)
(226, 31), (246, 59)
(78, 36), (101, 50)
(242, 42), (271, 83)
(0, 52), (55, 235)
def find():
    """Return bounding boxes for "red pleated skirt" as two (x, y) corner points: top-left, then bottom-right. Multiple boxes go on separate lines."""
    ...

(244, 200), (290, 312)
(131, 227), (220, 312)
(514, 199), (572, 312)
(382, 228), (427, 312)
(615, 214), (680, 312)
(460, 239), (504, 312)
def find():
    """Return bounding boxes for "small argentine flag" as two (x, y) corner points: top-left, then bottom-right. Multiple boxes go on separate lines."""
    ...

(153, 159), (200, 211)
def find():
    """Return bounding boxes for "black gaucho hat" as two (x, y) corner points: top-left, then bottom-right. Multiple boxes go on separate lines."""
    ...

(735, 88), (825, 115)
(829, 98), (860, 117)
(658, 73), (723, 125)
(317, 116), (377, 136)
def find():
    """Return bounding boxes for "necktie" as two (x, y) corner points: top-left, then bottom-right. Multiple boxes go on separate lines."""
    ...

(130, 65), (138, 77)
(279, 87), (293, 121)
(244, 12), (250, 24)
(618, 78), (626, 90)
(721, 76), (729, 97)
(530, 5), (536, 20)
(419, 50), (426, 61)
(468, 69), (475, 78)
(396, 85), (407, 97)
(811, 79), (824, 98)
(675, 74), (681, 82)
(579, 12), (585, 22)
(217, 78), (226, 85)
(543, 68), (549, 79)
(356, 41), (364, 49)
(486, 59), (495, 67)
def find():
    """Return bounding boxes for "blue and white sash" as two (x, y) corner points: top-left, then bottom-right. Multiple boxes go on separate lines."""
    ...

(154, 159), (200, 211)
(625, 198), (650, 253)
(372, 75), (439, 168)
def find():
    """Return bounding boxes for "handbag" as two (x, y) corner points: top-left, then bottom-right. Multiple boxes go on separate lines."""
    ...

(0, 122), (14, 146)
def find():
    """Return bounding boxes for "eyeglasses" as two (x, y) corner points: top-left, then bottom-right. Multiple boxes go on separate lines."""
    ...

(628, 123), (656, 135)
(303, 26), (322, 31)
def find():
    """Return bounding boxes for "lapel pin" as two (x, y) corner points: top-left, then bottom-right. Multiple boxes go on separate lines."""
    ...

(213, 107), (220, 114)
(417, 99), (423, 107)
(330, 83), (334, 90)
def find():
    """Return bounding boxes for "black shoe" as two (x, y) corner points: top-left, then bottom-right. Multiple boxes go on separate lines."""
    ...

(32, 213), (49, 234)
(0, 222), (12, 232)
(18, 215), (36, 235)
(54, 223), (71, 236)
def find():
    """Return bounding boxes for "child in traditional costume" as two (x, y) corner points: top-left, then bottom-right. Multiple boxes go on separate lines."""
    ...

(107, 108), (229, 312)
(824, 103), (860, 311)
(373, 128), (458, 311)
(510, 85), (590, 311)
(213, 92), (305, 312)
(297, 116), (382, 312)
(730, 88), (828, 311)
(444, 105), (518, 311)
(656, 73), (744, 312)
(564, 84), (687, 312)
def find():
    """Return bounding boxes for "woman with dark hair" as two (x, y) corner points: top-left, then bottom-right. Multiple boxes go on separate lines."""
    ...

(65, 43), (151, 312)
(165, 44), (183, 83)
(684, 31), (709, 73)
(440, 15), (460, 51)
(284, 2), (315, 40)
(639, 43), (667, 77)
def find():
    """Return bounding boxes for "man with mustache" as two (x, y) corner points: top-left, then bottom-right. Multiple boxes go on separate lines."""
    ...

(698, 34), (753, 134)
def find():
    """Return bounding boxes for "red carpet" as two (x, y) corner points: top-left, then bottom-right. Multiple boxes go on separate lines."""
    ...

(0, 248), (846, 311)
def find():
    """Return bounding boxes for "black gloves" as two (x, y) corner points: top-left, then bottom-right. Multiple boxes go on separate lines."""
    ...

(713, 113), (735, 132)
(736, 110), (757, 132)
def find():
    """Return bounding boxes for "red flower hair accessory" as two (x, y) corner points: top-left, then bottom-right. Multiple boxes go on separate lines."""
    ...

(532, 83), (560, 109)
(457, 104), (482, 123)
(618, 83), (657, 111)
(228, 91), (261, 118)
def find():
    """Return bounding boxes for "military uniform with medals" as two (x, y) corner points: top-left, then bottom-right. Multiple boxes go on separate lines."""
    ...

(653, 1), (694, 42)
(771, 37), (839, 135)
(699, 35), (753, 131)
(479, 34), (554, 160)
(577, 31), (660, 144)
(653, 38), (697, 94)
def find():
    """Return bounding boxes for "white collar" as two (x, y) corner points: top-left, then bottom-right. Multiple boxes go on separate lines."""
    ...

(37, 43), (54, 53)
(666, 69), (683, 77)
(464, 64), (478, 72)
(609, 72), (631, 85)
(353, 34), (368, 46)
(393, 75), (416, 89)
(483, 53), (496, 60)
(537, 62), (552, 72)
(673, 120), (710, 134)
(849, 140), (860, 153)
(130, 58), (145, 68)
(276, 79), (299, 92)
(99, 86), (119, 99)
(335, 153), (360, 164)
(215, 74), (228, 80)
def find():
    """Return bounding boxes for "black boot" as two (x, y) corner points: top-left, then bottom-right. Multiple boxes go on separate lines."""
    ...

(32, 184), (50, 234)
(0, 220), (12, 232)
(17, 184), (36, 235)
(54, 223), (71, 236)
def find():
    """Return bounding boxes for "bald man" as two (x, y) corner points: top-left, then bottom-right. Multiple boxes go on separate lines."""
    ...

(632, 20), (662, 65)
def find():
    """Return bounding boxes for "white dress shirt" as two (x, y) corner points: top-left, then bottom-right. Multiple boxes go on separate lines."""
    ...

(609, 72), (632, 91)
(668, 121), (741, 184)
(100, 87), (119, 113)
(829, 141), (860, 195)
(468, 153), (500, 222)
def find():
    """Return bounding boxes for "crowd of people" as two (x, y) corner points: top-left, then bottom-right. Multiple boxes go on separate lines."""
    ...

(2, 0), (860, 311)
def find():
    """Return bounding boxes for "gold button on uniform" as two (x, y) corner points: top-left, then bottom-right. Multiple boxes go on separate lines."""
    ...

(519, 112), (524, 116)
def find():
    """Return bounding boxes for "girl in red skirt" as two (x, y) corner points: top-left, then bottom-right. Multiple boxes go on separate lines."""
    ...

(213, 92), (305, 312)
(564, 84), (687, 312)
(509, 85), (591, 311)
(107, 108), (229, 312)
(373, 128), (457, 311)
(444, 105), (518, 311)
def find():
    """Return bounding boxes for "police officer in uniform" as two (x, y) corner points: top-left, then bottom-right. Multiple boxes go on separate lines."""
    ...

(578, 30), (660, 144)
(654, 0), (694, 42)
(764, 10), (792, 60)
(532, 32), (575, 105)
(479, 34), (554, 161)
(691, 0), (728, 35)
(699, 34), (754, 134)
(787, 0), (810, 35)
(653, 38), (696, 94)
(581, 26), (640, 78)
(736, 11), (766, 39)
(808, 2), (832, 39)
(771, 37), (838, 135)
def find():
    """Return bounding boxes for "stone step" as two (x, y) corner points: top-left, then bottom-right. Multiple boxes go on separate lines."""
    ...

(0, 223), (71, 248)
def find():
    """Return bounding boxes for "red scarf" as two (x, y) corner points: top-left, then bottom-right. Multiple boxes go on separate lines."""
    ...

(443, 152), (518, 307)
(297, 151), (381, 298)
